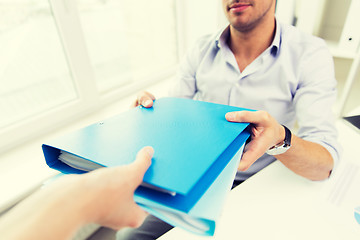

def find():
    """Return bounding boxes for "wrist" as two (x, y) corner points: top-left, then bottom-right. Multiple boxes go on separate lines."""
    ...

(32, 175), (90, 238)
(275, 124), (286, 146)
(54, 175), (92, 225)
(266, 125), (292, 155)
(71, 176), (100, 225)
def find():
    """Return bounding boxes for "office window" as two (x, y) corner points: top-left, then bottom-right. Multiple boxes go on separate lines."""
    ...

(0, 0), (77, 129)
(0, 0), (180, 153)
(77, 0), (178, 92)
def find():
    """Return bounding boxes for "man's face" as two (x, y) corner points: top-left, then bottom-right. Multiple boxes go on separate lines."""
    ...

(222, 0), (275, 32)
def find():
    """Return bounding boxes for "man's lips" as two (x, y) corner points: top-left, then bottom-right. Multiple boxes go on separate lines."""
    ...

(228, 3), (251, 13)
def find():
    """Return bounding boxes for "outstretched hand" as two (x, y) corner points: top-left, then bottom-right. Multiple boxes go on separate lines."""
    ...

(0, 147), (154, 240)
(82, 146), (154, 229)
(225, 111), (285, 171)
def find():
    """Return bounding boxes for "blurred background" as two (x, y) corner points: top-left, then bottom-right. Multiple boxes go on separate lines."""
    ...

(0, 0), (359, 153)
(0, 0), (359, 238)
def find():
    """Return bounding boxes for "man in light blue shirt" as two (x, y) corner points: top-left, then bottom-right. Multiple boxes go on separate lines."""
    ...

(168, 17), (340, 182)
(119, 0), (340, 239)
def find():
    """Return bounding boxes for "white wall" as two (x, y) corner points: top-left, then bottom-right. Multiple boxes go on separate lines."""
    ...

(180, 0), (226, 56)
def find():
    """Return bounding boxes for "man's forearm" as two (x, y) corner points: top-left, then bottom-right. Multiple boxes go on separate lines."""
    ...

(276, 135), (333, 181)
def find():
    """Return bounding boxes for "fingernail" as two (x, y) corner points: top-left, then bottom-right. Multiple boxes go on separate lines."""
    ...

(226, 112), (235, 121)
(144, 147), (154, 158)
(237, 162), (248, 172)
(144, 100), (152, 107)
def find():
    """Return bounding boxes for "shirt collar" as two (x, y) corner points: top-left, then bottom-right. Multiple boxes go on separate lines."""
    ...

(215, 25), (230, 50)
(214, 19), (281, 57)
(271, 19), (281, 56)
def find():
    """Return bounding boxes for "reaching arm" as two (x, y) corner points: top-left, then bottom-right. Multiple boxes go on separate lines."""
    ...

(0, 147), (154, 240)
(226, 111), (333, 180)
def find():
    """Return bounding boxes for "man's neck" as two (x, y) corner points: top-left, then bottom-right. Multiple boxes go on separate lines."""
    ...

(228, 17), (276, 72)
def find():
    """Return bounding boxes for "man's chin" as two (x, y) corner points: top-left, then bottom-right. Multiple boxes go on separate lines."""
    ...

(230, 21), (255, 33)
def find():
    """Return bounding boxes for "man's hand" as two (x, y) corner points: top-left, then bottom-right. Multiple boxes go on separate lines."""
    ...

(131, 91), (156, 108)
(225, 110), (285, 171)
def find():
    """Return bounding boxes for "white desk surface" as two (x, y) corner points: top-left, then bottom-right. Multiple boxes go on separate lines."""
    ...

(159, 120), (360, 240)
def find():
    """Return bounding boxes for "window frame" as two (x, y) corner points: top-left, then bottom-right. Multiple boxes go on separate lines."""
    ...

(0, 0), (184, 153)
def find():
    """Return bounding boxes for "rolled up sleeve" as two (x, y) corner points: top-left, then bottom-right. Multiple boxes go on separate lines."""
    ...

(294, 41), (342, 168)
